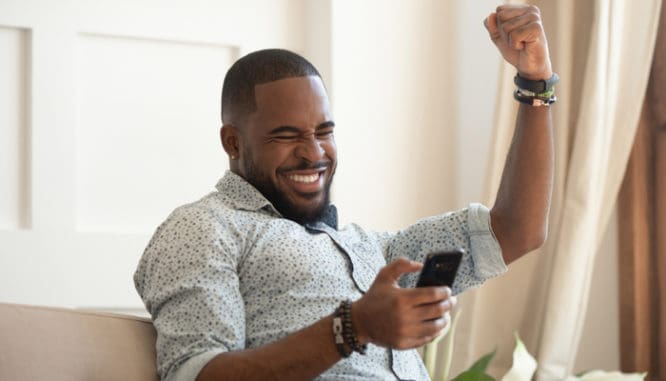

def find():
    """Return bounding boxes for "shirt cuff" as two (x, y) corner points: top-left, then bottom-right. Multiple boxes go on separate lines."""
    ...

(467, 203), (507, 280)
(167, 349), (226, 381)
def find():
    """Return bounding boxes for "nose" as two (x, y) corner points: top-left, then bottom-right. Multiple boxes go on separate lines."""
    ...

(295, 135), (325, 163)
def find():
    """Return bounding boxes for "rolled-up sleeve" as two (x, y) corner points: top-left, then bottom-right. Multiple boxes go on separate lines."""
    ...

(134, 206), (245, 381)
(382, 203), (507, 293)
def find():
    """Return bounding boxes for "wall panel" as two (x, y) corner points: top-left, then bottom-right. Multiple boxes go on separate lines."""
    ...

(75, 34), (234, 233)
(0, 26), (30, 230)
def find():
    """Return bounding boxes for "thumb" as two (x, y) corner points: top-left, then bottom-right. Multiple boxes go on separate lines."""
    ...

(484, 12), (501, 43)
(376, 257), (422, 284)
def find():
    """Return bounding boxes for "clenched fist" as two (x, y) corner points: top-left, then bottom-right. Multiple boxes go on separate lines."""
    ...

(485, 5), (553, 80)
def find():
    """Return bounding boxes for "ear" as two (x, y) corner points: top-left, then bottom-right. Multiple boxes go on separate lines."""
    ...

(220, 124), (241, 160)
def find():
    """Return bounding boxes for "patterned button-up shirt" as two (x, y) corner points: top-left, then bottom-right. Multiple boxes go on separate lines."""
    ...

(134, 171), (506, 381)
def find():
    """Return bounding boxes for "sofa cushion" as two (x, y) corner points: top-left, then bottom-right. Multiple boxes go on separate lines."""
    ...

(0, 302), (158, 381)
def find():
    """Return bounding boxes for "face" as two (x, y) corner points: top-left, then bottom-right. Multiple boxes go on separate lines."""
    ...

(232, 76), (337, 224)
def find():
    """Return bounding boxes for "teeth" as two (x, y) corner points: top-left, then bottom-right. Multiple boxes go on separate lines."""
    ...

(288, 173), (319, 183)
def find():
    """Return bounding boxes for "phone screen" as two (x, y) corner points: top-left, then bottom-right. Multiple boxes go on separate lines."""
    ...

(415, 249), (464, 288)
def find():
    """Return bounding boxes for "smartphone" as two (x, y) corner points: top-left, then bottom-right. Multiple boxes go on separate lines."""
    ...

(415, 249), (464, 288)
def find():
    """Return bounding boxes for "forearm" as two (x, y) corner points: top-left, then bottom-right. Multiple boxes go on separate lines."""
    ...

(491, 103), (554, 263)
(483, 5), (555, 263)
(197, 315), (341, 381)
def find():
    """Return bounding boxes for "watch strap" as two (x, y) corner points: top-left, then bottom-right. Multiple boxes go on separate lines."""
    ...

(514, 72), (559, 93)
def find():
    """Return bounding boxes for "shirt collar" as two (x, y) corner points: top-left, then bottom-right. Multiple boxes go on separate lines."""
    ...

(215, 170), (339, 230)
(310, 204), (339, 231)
(216, 170), (274, 213)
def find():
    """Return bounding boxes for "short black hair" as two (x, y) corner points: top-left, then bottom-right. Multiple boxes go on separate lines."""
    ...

(221, 48), (322, 124)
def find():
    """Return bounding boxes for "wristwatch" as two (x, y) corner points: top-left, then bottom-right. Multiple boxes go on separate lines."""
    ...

(514, 72), (559, 93)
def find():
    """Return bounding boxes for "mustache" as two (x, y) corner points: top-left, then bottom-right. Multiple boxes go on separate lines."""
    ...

(279, 160), (331, 172)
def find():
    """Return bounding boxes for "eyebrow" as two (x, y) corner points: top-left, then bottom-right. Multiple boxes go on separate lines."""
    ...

(318, 121), (335, 129)
(268, 121), (335, 135)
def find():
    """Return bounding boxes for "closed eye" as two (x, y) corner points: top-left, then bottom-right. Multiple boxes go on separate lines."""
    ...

(272, 135), (299, 142)
(316, 121), (335, 139)
(316, 129), (334, 138)
(267, 121), (335, 141)
(268, 126), (301, 141)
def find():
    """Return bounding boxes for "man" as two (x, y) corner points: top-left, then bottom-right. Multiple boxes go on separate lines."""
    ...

(134, 5), (554, 381)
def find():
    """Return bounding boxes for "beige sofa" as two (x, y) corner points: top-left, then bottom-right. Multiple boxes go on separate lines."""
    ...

(0, 302), (158, 381)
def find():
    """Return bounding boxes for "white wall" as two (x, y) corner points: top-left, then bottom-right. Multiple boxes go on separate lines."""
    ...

(0, 0), (306, 309)
(329, 0), (459, 230)
(455, 0), (502, 208)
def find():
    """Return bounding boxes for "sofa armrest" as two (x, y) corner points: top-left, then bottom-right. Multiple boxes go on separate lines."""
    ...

(0, 302), (158, 381)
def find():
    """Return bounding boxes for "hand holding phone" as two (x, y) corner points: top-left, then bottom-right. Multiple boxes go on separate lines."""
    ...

(415, 249), (464, 288)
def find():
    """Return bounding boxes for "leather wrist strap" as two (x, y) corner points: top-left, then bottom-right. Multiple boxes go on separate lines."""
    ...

(332, 315), (351, 358)
(514, 72), (559, 93)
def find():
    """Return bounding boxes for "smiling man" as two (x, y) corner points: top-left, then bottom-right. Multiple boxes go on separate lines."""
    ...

(221, 72), (337, 225)
(135, 5), (555, 381)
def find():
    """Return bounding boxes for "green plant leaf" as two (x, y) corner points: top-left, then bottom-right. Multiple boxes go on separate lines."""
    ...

(500, 333), (537, 381)
(452, 370), (496, 381)
(575, 370), (593, 377)
(467, 349), (497, 373)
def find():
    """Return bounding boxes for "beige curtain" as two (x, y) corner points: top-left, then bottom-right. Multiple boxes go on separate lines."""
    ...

(451, 0), (662, 380)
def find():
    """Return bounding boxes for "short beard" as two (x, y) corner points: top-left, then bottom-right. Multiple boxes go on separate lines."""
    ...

(243, 155), (333, 225)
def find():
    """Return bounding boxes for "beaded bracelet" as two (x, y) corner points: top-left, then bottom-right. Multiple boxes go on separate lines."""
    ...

(333, 300), (367, 357)
(516, 86), (555, 99)
(340, 300), (367, 354)
(514, 88), (557, 107)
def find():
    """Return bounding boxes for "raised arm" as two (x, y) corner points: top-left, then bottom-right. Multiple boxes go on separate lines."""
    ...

(484, 5), (555, 264)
